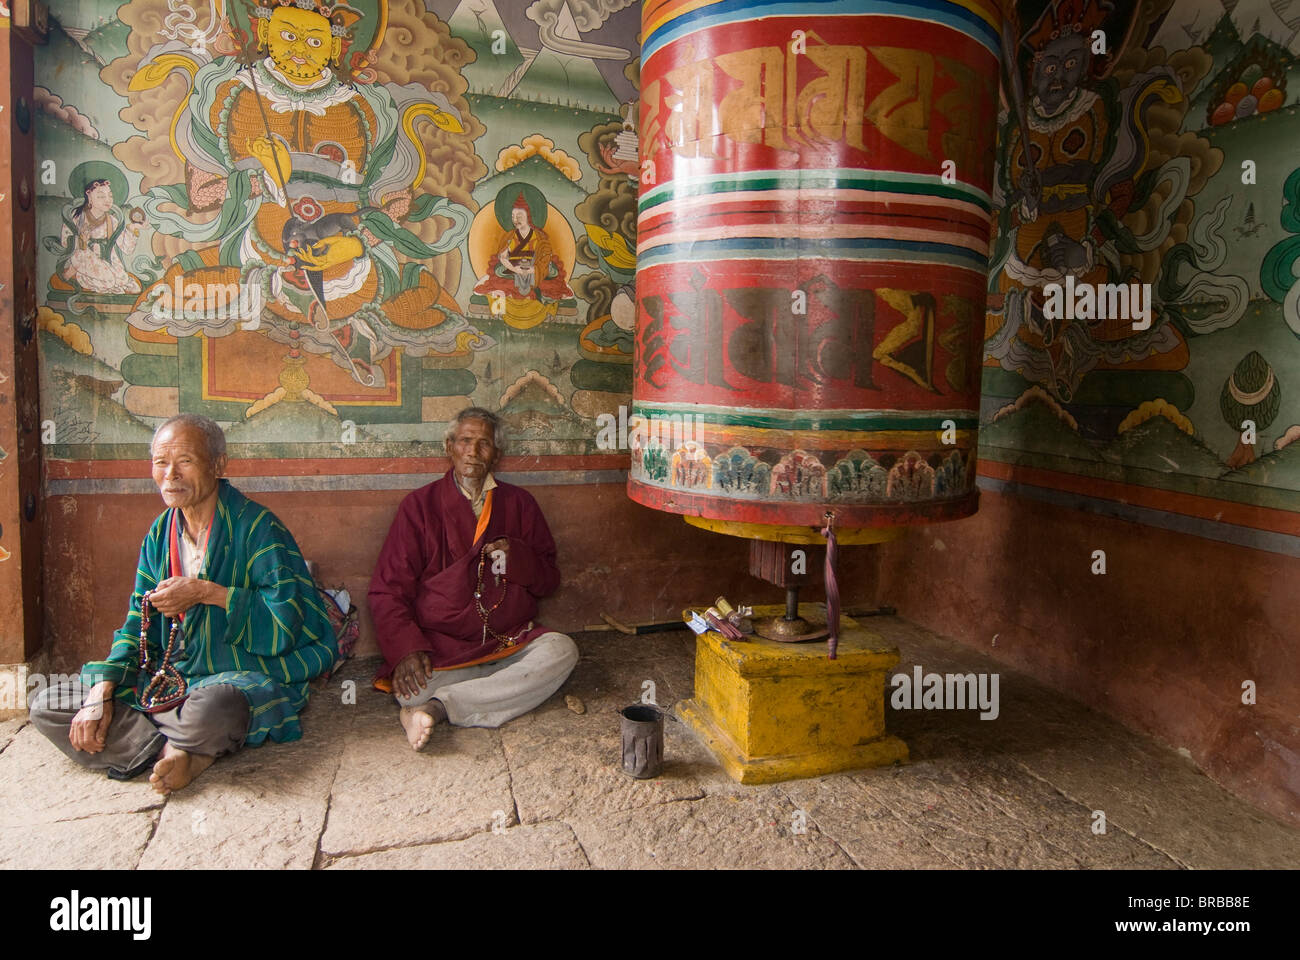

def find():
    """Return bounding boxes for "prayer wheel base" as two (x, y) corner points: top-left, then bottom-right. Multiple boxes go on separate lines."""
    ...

(675, 604), (908, 784)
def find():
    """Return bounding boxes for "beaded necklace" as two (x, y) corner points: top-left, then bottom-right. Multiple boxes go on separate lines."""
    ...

(473, 541), (529, 650)
(137, 592), (188, 713)
(135, 510), (209, 713)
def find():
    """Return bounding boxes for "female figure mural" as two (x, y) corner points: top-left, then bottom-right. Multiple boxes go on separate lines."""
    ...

(49, 163), (147, 296)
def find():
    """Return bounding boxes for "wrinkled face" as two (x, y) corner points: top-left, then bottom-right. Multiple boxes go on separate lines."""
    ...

(445, 418), (499, 484)
(151, 424), (227, 514)
(1032, 33), (1088, 112)
(261, 7), (337, 82)
(511, 207), (531, 232)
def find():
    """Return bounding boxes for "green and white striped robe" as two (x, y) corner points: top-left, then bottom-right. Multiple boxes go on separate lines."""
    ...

(83, 480), (338, 744)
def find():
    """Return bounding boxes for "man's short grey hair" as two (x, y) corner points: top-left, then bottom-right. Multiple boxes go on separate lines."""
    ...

(444, 406), (506, 453)
(153, 414), (227, 461)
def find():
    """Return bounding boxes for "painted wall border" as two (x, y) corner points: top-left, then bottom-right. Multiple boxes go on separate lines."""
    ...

(975, 475), (1300, 558)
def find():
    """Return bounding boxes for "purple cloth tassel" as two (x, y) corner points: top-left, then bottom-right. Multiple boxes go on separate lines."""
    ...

(822, 514), (840, 660)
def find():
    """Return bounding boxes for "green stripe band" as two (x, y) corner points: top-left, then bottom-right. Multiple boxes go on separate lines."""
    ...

(632, 403), (978, 432)
(640, 170), (992, 212)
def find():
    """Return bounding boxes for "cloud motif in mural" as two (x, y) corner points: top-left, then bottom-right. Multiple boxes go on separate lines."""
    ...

(770, 450), (828, 501)
(933, 451), (966, 499)
(37, 307), (93, 355)
(33, 86), (101, 140)
(560, 0), (638, 32)
(828, 449), (889, 501)
(992, 385), (1080, 431)
(1160, 193), (1250, 334)
(886, 452), (935, 501)
(526, 0), (634, 59)
(496, 134), (582, 182)
(1275, 425), (1300, 452)
(711, 447), (771, 497)
(670, 441), (712, 490)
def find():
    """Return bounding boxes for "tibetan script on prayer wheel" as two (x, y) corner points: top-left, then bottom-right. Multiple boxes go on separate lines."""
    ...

(630, 0), (1003, 528)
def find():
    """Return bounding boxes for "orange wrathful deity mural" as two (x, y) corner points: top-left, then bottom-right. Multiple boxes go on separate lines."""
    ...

(124, 0), (488, 409)
(37, 0), (640, 448)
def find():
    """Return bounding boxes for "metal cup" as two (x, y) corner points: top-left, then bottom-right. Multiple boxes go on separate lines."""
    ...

(620, 704), (664, 779)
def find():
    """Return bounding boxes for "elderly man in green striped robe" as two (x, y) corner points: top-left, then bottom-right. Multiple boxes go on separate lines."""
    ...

(31, 414), (337, 794)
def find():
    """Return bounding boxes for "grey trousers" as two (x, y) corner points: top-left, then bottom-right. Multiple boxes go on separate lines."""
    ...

(30, 680), (250, 777)
(396, 631), (579, 728)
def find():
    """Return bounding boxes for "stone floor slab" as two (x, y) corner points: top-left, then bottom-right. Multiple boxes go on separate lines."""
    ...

(850, 757), (1177, 869)
(501, 700), (710, 824)
(139, 769), (332, 870)
(564, 653), (694, 713)
(0, 811), (157, 869)
(779, 775), (954, 869)
(3, 619), (1296, 870)
(568, 794), (855, 869)
(138, 694), (349, 870)
(320, 714), (514, 856)
(874, 617), (1300, 869)
(1007, 733), (1300, 869)
(0, 725), (163, 827)
(327, 821), (589, 869)
(0, 718), (26, 755)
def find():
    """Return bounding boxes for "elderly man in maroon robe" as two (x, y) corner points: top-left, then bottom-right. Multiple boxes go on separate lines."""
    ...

(369, 407), (579, 748)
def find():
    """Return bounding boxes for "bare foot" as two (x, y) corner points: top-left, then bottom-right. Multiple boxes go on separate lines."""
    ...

(399, 705), (437, 750)
(148, 744), (216, 795)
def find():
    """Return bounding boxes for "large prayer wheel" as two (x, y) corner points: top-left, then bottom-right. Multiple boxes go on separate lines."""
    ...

(631, 0), (1002, 532)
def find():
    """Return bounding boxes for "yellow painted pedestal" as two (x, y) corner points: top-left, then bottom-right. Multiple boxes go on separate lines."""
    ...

(677, 603), (908, 784)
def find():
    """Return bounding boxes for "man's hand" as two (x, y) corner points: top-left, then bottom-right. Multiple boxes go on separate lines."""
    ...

(69, 681), (115, 753)
(393, 651), (433, 699)
(487, 537), (510, 556)
(149, 577), (226, 618)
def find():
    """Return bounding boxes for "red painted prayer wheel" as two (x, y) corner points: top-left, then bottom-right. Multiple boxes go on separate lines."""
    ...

(630, 0), (1002, 533)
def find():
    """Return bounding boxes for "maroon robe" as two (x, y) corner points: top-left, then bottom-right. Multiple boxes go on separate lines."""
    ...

(369, 472), (560, 676)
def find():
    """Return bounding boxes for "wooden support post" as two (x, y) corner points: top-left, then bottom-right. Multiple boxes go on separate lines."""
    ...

(0, 10), (46, 717)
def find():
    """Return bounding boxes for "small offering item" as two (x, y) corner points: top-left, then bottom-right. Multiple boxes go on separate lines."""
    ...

(621, 704), (665, 779)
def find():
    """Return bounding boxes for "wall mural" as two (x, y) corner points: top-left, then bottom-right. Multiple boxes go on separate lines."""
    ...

(33, 0), (1300, 523)
(36, 0), (639, 457)
(984, 0), (1300, 516)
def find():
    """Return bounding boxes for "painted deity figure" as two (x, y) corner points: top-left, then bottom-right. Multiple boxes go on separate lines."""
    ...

(128, 0), (487, 385)
(474, 192), (573, 327)
(1007, 26), (1107, 283)
(987, 0), (1189, 401)
(50, 166), (147, 296)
